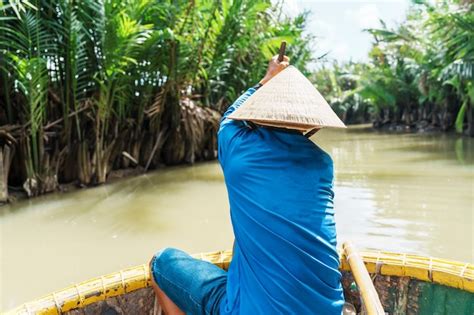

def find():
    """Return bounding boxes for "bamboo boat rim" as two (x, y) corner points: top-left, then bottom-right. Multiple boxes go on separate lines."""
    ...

(6, 250), (474, 315)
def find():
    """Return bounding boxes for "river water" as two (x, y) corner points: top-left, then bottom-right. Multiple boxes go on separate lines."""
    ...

(1, 127), (473, 310)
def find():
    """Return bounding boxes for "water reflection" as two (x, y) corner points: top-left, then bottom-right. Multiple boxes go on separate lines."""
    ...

(315, 127), (473, 263)
(0, 127), (473, 310)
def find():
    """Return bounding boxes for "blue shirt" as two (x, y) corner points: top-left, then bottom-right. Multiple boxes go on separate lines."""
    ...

(218, 88), (344, 315)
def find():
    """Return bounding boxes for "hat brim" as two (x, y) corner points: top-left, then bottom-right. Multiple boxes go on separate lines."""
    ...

(231, 117), (332, 131)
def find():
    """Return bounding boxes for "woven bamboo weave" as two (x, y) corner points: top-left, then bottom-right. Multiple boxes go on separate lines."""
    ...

(228, 66), (346, 130)
(6, 250), (473, 315)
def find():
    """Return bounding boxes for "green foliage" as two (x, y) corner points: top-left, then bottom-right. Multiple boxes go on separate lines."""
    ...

(0, 0), (312, 195)
(313, 1), (474, 135)
(311, 62), (371, 124)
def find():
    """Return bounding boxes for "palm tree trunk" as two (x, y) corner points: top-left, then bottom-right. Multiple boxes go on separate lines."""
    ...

(467, 102), (474, 137)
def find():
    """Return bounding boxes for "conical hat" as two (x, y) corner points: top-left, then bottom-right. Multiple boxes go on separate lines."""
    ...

(228, 65), (346, 131)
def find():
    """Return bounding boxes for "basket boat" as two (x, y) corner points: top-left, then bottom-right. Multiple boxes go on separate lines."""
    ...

(6, 250), (474, 315)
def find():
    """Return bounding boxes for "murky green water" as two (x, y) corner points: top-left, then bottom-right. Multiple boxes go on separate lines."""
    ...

(1, 127), (473, 310)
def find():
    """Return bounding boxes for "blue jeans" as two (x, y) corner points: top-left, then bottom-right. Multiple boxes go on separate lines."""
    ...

(150, 248), (227, 315)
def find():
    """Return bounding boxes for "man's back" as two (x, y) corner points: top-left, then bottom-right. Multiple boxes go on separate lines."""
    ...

(218, 89), (344, 314)
(149, 54), (346, 315)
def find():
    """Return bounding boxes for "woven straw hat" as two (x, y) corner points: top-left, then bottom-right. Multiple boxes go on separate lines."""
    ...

(228, 65), (346, 131)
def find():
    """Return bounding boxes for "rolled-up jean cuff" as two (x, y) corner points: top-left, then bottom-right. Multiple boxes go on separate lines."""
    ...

(149, 247), (227, 315)
(149, 250), (161, 285)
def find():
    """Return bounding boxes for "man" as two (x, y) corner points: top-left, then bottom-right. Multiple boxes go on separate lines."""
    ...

(150, 55), (344, 314)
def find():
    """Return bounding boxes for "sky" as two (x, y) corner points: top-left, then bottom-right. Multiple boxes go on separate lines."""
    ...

(280, 0), (411, 65)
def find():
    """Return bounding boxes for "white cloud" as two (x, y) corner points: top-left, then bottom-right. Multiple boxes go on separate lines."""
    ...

(312, 19), (332, 34)
(278, 1), (409, 62)
(333, 42), (350, 57)
(309, 17), (350, 56)
(345, 4), (382, 29)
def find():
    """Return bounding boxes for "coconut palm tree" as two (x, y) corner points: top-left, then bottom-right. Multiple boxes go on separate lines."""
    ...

(314, 1), (473, 135)
(0, 0), (312, 198)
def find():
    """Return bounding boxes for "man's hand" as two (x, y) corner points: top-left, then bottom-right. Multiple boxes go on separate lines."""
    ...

(259, 55), (290, 85)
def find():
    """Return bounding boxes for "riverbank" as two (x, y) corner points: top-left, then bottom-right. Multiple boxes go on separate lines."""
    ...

(0, 123), (405, 205)
(3, 123), (472, 205)
(373, 120), (473, 135)
(3, 166), (146, 205)
(0, 99), (222, 205)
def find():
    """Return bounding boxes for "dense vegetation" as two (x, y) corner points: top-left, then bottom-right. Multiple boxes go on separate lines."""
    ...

(0, 0), (312, 198)
(313, 1), (474, 135)
(1, 0), (471, 201)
